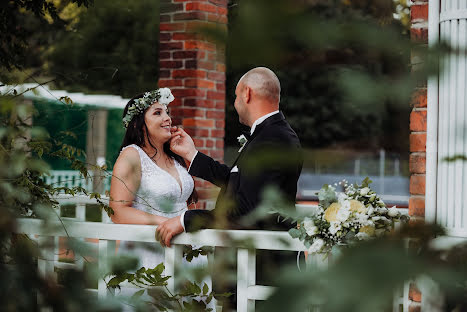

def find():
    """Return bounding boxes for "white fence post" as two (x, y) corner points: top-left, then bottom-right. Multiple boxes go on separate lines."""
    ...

(248, 249), (257, 311)
(237, 248), (248, 312)
(75, 203), (86, 271)
(379, 149), (385, 194)
(38, 235), (55, 312)
(98, 239), (116, 300)
(237, 248), (256, 312)
(164, 244), (183, 294)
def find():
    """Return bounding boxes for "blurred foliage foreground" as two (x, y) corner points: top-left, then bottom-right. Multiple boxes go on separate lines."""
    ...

(1, 0), (467, 311)
(1, 97), (467, 312)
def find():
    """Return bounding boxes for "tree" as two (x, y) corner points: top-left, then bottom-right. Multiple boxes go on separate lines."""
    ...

(0, 0), (91, 71)
(48, 0), (160, 98)
(224, 0), (412, 152)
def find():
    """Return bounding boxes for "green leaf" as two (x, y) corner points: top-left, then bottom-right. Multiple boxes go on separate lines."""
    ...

(184, 281), (201, 295)
(183, 301), (192, 309)
(288, 228), (301, 238)
(131, 289), (145, 301)
(318, 184), (338, 209)
(214, 292), (233, 298)
(107, 275), (127, 287)
(361, 177), (373, 188)
(203, 282), (209, 295)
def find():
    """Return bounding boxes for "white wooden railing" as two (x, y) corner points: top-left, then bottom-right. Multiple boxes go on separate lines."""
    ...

(13, 195), (411, 312)
(15, 219), (310, 311)
(44, 170), (112, 193)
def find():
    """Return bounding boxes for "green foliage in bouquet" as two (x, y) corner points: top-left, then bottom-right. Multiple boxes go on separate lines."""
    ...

(288, 178), (409, 254)
(318, 184), (339, 209)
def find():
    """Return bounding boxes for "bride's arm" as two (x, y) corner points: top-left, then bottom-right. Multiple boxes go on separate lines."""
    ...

(109, 148), (168, 225)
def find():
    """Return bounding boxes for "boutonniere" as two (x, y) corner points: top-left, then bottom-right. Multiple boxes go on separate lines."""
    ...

(237, 134), (248, 152)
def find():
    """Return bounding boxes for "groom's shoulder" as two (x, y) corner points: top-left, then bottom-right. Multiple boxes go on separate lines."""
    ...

(261, 120), (300, 145)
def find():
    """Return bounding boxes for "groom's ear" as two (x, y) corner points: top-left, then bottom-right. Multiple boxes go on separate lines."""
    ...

(244, 86), (251, 104)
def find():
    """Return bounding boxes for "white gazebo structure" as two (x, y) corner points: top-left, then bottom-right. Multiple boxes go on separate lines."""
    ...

(426, 1), (467, 237)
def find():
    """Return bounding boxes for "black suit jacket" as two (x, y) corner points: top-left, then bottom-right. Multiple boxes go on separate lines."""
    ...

(184, 112), (303, 231)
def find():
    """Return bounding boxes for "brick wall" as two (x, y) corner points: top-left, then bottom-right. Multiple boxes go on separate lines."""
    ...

(409, 1), (429, 310)
(158, 0), (228, 208)
(409, 0), (428, 220)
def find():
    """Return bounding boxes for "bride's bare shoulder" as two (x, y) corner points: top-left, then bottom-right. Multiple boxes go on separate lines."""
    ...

(114, 146), (141, 172)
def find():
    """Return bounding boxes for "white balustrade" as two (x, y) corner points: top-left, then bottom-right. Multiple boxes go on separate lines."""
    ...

(16, 218), (308, 311)
(44, 170), (112, 193)
(17, 195), (411, 311)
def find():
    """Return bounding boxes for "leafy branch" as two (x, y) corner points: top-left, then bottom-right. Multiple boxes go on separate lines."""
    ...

(107, 263), (227, 311)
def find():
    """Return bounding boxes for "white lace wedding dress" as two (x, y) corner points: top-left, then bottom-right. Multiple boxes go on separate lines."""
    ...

(117, 144), (214, 310)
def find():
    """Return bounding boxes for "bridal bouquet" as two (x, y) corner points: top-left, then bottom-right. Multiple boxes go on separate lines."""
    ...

(289, 178), (409, 254)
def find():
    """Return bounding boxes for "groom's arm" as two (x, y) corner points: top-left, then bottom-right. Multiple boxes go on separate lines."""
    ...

(183, 209), (216, 232)
(182, 138), (302, 232)
(181, 168), (283, 232)
(170, 127), (230, 187)
(189, 152), (231, 187)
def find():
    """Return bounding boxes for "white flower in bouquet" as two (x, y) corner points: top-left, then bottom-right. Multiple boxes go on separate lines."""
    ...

(359, 225), (375, 236)
(388, 206), (400, 217)
(337, 192), (347, 203)
(349, 199), (366, 213)
(364, 220), (375, 227)
(376, 207), (388, 214)
(309, 238), (325, 253)
(341, 199), (351, 210)
(355, 212), (369, 224)
(372, 216), (391, 224)
(324, 202), (341, 222)
(360, 187), (370, 196)
(356, 232), (371, 240)
(336, 206), (351, 223)
(329, 222), (342, 235)
(303, 217), (319, 236)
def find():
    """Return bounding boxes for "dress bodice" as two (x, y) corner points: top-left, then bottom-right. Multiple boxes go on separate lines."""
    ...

(121, 144), (194, 218)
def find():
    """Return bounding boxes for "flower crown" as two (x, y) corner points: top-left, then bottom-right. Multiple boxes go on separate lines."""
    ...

(122, 88), (175, 128)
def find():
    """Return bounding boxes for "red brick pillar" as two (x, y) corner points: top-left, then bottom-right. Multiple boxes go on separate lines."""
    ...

(408, 1), (429, 311)
(158, 0), (228, 208)
(409, 0), (429, 220)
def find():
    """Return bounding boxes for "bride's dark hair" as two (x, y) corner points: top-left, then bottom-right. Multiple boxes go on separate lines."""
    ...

(120, 94), (198, 205)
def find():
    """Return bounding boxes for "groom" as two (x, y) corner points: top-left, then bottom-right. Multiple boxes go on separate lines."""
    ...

(156, 67), (302, 246)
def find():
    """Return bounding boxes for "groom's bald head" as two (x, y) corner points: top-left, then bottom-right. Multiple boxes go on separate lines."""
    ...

(238, 67), (281, 106)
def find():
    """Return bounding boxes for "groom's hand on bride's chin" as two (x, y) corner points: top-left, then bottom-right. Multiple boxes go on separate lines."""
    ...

(170, 126), (178, 132)
(156, 217), (183, 248)
(169, 128), (197, 160)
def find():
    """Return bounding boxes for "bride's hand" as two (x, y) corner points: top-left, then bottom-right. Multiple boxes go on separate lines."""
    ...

(170, 127), (197, 161)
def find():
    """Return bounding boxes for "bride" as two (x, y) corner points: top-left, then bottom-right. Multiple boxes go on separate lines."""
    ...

(109, 88), (214, 310)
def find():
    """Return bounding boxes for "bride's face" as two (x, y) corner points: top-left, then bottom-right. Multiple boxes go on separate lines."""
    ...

(144, 102), (172, 144)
